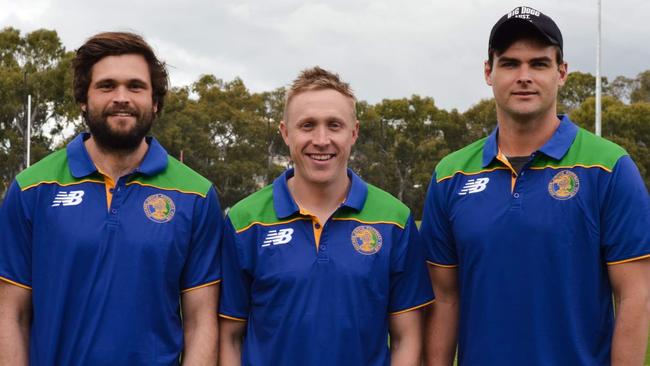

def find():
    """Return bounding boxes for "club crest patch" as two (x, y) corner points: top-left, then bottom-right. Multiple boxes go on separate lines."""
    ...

(143, 194), (176, 223)
(548, 170), (580, 200)
(351, 225), (383, 255)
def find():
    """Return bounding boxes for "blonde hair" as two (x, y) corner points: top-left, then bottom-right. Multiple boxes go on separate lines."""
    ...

(283, 66), (356, 121)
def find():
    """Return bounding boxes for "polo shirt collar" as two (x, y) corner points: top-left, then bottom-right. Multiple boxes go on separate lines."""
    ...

(66, 132), (169, 178)
(482, 115), (578, 167)
(272, 168), (368, 219)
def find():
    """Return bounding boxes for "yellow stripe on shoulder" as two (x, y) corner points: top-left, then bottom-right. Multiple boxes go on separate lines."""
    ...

(219, 313), (247, 322)
(126, 181), (208, 198)
(331, 217), (405, 230)
(436, 167), (510, 183)
(21, 179), (105, 192)
(0, 276), (32, 290)
(235, 217), (311, 234)
(529, 163), (613, 173)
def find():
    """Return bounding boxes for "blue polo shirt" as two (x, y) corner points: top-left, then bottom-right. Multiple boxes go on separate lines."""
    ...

(421, 116), (650, 365)
(219, 169), (434, 366)
(0, 133), (222, 365)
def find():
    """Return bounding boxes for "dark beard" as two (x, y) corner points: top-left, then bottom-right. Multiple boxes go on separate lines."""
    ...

(85, 104), (154, 153)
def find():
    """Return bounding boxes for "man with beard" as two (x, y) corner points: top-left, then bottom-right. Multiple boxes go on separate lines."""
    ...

(0, 32), (222, 365)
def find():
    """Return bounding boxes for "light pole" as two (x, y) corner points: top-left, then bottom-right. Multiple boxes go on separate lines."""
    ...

(595, 0), (602, 136)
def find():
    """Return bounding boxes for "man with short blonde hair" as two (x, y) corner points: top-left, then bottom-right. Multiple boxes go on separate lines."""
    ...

(219, 66), (433, 366)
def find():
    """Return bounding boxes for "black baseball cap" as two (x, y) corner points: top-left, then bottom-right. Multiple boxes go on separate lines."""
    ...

(489, 6), (563, 52)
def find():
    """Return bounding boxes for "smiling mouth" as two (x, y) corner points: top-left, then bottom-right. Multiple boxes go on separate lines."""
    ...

(307, 153), (335, 161)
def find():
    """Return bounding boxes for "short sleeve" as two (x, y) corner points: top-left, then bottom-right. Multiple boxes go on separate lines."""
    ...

(388, 215), (435, 314)
(420, 175), (458, 266)
(0, 181), (33, 289)
(601, 156), (650, 264)
(218, 217), (252, 321)
(181, 186), (223, 291)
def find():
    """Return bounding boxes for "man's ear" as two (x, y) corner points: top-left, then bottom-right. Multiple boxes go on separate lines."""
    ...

(484, 60), (493, 86)
(558, 62), (569, 87)
(279, 120), (290, 146)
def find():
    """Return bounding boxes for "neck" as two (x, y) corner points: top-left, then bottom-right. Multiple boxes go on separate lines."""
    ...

(287, 171), (350, 224)
(84, 136), (149, 182)
(496, 108), (560, 157)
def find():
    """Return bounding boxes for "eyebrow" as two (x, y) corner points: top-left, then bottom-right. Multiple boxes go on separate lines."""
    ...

(498, 56), (553, 64)
(93, 78), (149, 86)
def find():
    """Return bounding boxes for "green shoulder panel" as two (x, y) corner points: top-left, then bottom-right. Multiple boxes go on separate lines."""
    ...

(130, 156), (212, 197)
(16, 149), (83, 190)
(228, 185), (276, 231)
(532, 127), (627, 170)
(336, 184), (411, 227)
(434, 137), (488, 182)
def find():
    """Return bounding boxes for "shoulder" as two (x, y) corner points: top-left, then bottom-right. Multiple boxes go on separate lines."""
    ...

(356, 184), (411, 229)
(227, 185), (276, 232)
(561, 127), (628, 171)
(133, 156), (213, 197)
(16, 149), (72, 190)
(434, 137), (488, 183)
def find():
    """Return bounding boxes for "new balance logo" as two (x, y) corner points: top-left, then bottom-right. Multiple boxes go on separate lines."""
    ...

(458, 178), (490, 195)
(51, 190), (85, 207)
(262, 228), (294, 247)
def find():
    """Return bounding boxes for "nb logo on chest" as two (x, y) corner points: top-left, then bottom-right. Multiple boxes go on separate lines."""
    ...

(51, 190), (85, 207)
(262, 228), (294, 247)
(458, 178), (489, 195)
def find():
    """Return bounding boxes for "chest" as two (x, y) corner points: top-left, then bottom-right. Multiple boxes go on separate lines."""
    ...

(446, 167), (602, 257)
(30, 183), (195, 266)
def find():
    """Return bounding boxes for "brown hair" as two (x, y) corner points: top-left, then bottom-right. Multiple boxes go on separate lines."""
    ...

(283, 66), (356, 121)
(73, 32), (169, 115)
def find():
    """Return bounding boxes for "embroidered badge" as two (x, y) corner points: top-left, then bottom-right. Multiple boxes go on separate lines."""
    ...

(548, 170), (580, 200)
(143, 194), (176, 223)
(351, 225), (383, 255)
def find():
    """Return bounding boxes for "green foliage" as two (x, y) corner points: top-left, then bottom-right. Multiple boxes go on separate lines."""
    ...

(631, 70), (650, 104)
(0, 27), (78, 199)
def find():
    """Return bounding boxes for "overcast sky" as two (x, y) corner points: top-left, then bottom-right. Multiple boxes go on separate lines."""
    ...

(2, 0), (648, 112)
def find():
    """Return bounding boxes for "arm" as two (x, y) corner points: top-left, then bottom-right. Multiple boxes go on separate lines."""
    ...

(0, 281), (31, 366)
(389, 309), (424, 366)
(424, 265), (458, 366)
(218, 318), (246, 366)
(181, 284), (219, 366)
(609, 258), (650, 366)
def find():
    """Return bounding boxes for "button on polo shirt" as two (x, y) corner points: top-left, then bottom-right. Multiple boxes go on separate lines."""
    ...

(0, 133), (223, 365)
(421, 116), (650, 365)
(220, 169), (434, 366)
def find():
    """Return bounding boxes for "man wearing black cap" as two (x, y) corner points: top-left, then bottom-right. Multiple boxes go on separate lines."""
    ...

(421, 6), (650, 365)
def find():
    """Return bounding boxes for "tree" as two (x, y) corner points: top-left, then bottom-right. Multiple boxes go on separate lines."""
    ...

(353, 95), (451, 218)
(152, 75), (285, 209)
(557, 72), (603, 113)
(0, 27), (78, 199)
(630, 70), (650, 104)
